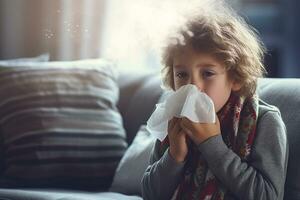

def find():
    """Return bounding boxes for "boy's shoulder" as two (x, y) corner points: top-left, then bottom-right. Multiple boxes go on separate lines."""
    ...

(258, 98), (281, 118)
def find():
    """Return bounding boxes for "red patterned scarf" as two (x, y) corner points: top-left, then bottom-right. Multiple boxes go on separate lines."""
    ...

(159, 93), (259, 200)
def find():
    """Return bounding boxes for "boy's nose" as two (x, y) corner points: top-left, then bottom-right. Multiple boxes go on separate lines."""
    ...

(190, 78), (203, 91)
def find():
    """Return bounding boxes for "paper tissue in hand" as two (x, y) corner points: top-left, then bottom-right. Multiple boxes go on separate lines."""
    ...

(146, 84), (216, 141)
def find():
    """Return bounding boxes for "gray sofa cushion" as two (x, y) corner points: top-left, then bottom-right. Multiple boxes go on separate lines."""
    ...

(110, 125), (155, 195)
(0, 189), (141, 200)
(257, 78), (300, 200)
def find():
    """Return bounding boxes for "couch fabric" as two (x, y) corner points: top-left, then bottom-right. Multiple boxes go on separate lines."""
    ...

(0, 63), (299, 200)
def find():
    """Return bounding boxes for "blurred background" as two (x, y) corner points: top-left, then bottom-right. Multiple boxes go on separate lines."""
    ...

(0, 0), (299, 78)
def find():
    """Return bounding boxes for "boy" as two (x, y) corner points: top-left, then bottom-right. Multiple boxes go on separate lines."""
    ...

(141, 2), (288, 200)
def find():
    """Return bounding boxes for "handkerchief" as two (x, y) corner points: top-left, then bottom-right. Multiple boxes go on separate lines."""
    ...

(146, 84), (215, 141)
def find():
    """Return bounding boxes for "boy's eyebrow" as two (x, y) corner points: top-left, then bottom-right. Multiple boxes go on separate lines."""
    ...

(173, 63), (219, 69)
(173, 64), (186, 69)
(196, 63), (218, 68)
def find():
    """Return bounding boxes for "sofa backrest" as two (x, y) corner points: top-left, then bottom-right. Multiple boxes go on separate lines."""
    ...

(117, 69), (163, 144)
(118, 70), (300, 200)
(257, 78), (300, 200)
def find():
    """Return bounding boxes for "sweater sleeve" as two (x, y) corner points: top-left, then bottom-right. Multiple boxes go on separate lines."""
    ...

(198, 110), (289, 200)
(141, 139), (186, 200)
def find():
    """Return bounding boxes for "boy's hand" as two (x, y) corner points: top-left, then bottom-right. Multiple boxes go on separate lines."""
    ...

(167, 117), (189, 163)
(180, 116), (221, 145)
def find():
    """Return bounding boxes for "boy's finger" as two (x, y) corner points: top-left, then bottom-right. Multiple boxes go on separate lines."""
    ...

(180, 117), (191, 130)
(169, 118), (185, 135)
(168, 118), (175, 130)
(172, 121), (182, 134)
(181, 126), (192, 136)
(180, 119), (193, 136)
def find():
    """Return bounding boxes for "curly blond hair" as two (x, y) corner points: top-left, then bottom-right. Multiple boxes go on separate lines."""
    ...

(161, 4), (266, 98)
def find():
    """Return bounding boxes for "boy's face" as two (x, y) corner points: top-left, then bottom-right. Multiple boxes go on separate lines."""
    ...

(173, 46), (241, 112)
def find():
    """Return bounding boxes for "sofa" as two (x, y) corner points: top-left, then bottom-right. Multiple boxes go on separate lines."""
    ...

(0, 60), (299, 200)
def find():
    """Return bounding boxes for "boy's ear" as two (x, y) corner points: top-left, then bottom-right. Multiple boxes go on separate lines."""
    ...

(232, 81), (242, 91)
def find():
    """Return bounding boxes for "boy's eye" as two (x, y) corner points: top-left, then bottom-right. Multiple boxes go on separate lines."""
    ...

(175, 71), (188, 79)
(202, 71), (215, 78)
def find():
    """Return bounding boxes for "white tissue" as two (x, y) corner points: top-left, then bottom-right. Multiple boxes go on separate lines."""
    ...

(146, 84), (216, 141)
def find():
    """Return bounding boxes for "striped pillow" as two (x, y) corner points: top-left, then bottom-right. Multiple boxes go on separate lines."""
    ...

(0, 59), (127, 190)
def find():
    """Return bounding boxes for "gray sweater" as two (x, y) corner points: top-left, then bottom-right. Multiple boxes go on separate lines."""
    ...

(141, 100), (289, 200)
